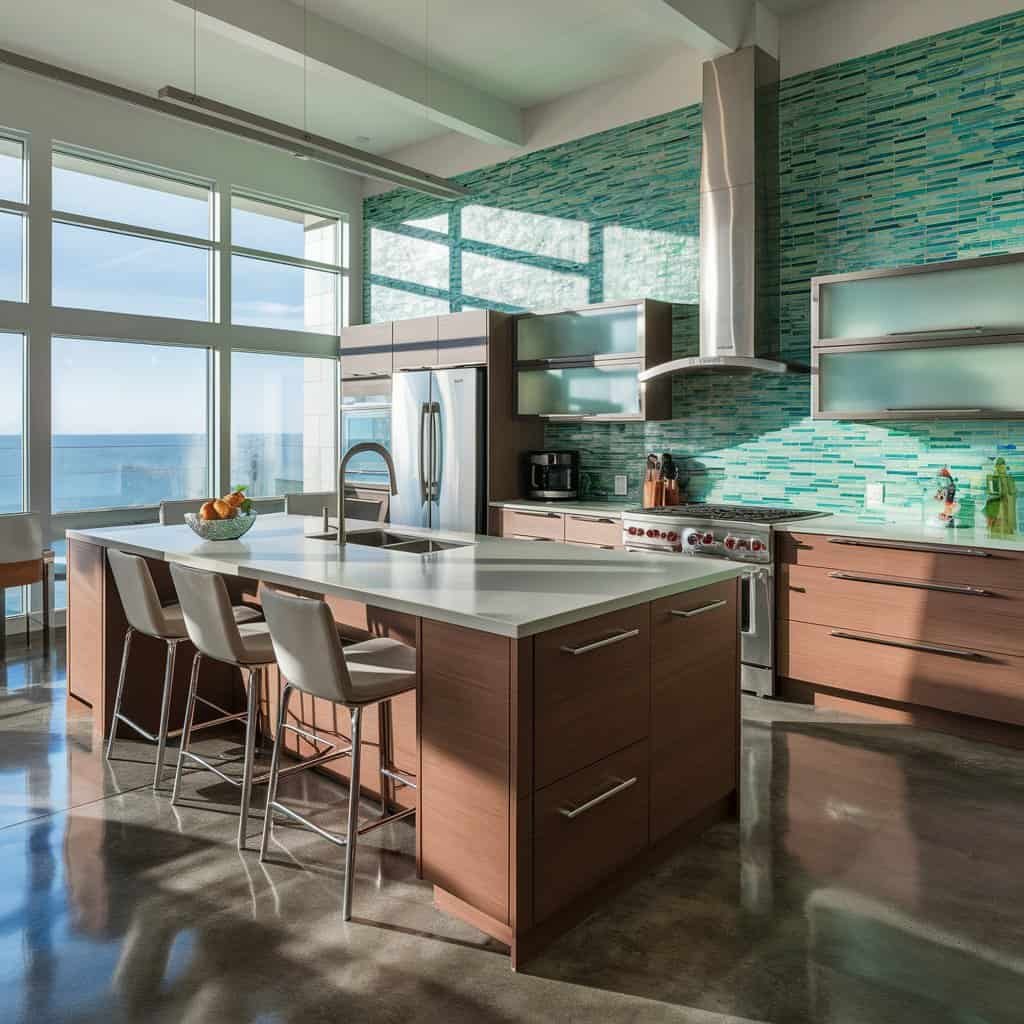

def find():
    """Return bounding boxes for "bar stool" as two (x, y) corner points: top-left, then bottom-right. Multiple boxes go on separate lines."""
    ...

(105, 549), (261, 790)
(257, 586), (417, 920)
(168, 561), (286, 849)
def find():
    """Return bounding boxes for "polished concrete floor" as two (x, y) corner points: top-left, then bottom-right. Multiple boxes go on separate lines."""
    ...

(1, 632), (1022, 1023)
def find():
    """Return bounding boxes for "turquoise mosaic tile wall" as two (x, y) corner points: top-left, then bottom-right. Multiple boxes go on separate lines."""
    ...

(363, 10), (1024, 515)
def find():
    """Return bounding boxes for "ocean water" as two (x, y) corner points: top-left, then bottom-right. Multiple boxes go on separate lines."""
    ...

(1, 432), (306, 616)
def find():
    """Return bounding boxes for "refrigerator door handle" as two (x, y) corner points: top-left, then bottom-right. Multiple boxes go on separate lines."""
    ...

(419, 401), (431, 503)
(430, 401), (442, 501)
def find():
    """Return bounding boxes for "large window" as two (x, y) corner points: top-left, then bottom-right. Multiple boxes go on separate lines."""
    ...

(0, 134), (27, 303)
(51, 337), (211, 512)
(231, 194), (345, 334)
(230, 351), (335, 497)
(0, 331), (25, 527)
(51, 149), (214, 320)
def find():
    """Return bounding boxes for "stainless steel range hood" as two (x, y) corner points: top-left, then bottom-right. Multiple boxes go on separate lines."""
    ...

(640, 47), (801, 381)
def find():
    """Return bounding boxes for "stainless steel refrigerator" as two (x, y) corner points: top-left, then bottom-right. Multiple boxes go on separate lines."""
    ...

(390, 368), (486, 534)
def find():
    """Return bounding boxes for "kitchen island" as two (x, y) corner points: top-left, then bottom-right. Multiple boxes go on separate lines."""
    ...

(66, 514), (744, 967)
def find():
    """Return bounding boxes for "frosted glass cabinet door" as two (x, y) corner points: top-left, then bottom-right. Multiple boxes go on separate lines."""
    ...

(516, 305), (642, 360)
(517, 364), (643, 417)
(817, 342), (1024, 417)
(818, 260), (1024, 342)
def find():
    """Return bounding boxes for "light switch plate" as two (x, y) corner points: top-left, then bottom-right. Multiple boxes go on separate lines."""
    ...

(865, 482), (885, 508)
(614, 475), (628, 496)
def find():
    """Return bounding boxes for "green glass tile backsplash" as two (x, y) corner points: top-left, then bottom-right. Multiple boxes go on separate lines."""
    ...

(364, 9), (1024, 515)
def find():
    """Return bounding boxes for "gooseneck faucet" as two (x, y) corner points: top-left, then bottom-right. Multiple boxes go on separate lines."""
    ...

(337, 443), (399, 547)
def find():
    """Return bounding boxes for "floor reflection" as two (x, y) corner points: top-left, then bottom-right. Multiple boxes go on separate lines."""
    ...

(1, 634), (1023, 1022)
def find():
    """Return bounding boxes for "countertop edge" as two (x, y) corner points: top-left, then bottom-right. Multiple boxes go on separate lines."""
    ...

(774, 516), (1024, 553)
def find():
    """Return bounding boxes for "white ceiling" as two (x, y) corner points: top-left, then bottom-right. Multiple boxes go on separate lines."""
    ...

(291, 0), (706, 107)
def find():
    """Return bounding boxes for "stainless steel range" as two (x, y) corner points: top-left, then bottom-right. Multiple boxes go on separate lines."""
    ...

(621, 503), (828, 697)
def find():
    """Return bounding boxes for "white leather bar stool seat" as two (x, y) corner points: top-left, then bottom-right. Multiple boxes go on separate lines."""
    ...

(257, 586), (417, 920)
(105, 549), (261, 790)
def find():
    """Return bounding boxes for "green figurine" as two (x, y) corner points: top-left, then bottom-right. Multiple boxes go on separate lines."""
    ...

(983, 457), (1018, 536)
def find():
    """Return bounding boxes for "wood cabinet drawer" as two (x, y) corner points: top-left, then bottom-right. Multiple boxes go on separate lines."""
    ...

(779, 620), (1024, 727)
(779, 532), (1024, 593)
(437, 309), (488, 366)
(534, 605), (649, 788)
(650, 581), (739, 842)
(564, 513), (622, 548)
(340, 322), (393, 379)
(534, 739), (649, 922)
(779, 563), (1024, 657)
(499, 508), (565, 541)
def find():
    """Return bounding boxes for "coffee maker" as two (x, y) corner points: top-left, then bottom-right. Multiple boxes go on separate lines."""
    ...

(524, 451), (579, 500)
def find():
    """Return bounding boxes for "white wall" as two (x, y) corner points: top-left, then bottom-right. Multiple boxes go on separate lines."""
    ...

(367, 0), (1024, 188)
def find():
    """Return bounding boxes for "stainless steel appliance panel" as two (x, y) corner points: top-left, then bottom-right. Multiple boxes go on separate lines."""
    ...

(431, 367), (485, 533)
(390, 370), (432, 529)
(740, 565), (773, 697)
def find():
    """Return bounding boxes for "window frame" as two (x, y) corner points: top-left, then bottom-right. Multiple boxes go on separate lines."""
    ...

(0, 128), (30, 304)
(51, 144), (217, 322)
(229, 188), (347, 335)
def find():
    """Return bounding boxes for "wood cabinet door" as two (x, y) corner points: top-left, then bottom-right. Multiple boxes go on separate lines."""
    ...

(393, 315), (440, 370)
(499, 508), (565, 541)
(650, 580), (739, 842)
(340, 322), (392, 378)
(564, 512), (622, 548)
(438, 310), (488, 367)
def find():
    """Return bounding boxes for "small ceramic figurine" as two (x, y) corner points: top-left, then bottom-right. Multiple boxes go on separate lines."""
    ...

(930, 467), (959, 528)
(984, 457), (1018, 536)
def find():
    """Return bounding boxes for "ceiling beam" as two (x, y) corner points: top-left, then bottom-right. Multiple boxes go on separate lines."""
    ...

(171, 0), (523, 146)
(655, 1), (779, 58)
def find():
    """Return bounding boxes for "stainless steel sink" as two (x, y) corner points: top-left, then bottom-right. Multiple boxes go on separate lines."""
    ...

(307, 527), (471, 554)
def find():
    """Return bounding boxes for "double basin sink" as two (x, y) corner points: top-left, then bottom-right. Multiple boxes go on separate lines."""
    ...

(309, 527), (471, 555)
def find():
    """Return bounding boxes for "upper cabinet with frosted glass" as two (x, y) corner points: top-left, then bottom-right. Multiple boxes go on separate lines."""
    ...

(811, 253), (1024, 419)
(513, 299), (672, 421)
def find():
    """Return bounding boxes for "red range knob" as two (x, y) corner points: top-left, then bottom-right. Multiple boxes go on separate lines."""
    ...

(702, 532), (715, 545)
(666, 531), (678, 542)
(724, 536), (737, 550)
(627, 526), (637, 535)
(751, 539), (764, 552)
(646, 529), (657, 538)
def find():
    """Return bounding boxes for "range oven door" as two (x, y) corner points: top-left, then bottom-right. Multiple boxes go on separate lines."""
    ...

(740, 565), (774, 697)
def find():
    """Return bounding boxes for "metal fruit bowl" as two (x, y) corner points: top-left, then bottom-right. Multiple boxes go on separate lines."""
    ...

(184, 511), (256, 541)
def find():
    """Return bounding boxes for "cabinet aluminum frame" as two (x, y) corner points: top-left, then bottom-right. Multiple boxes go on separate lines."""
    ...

(511, 298), (669, 422)
(810, 333), (1024, 421)
(810, 251), (1024, 349)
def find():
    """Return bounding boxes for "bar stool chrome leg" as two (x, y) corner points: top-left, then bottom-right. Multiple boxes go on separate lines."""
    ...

(342, 705), (363, 922)
(237, 666), (263, 850)
(377, 699), (392, 817)
(259, 683), (292, 860)
(152, 639), (181, 790)
(171, 653), (203, 805)
(105, 628), (135, 762)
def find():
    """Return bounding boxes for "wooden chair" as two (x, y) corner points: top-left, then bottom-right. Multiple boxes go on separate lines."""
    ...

(0, 513), (52, 658)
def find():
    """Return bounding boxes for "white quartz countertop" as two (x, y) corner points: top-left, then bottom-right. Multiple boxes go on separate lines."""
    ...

(68, 514), (745, 638)
(776, 513), (1024, 553)
(489, 499), (633, 518)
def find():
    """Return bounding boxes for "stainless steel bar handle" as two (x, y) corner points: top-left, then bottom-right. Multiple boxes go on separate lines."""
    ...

(885, 326), (985, 336)
(516, 509), (561, 519)
(670, 599), (728, 618)
(560, 628), (640, 656)
(830, 630), (985, 660)
(418, 402), (430, 503)
(827, 570), (992, 596)
(430, 401), (441, 501)
(826, 536), (992, 559)
(569, 515), (617, 524)
(512, 534), (555, 541)
(883, 407), (985, 415)
(559, 776), (638, 820)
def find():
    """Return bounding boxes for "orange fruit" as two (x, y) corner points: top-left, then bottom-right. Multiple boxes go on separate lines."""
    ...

(199, 500), (220, 521)
(212, 499), (234, 520)
(224, 491), (245, 508)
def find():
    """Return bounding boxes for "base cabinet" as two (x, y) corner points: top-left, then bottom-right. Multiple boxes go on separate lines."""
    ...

(418, 579), (740, 966)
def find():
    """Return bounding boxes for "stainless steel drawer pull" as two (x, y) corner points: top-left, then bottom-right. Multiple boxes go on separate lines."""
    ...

(670, 599), (728, 618)
(569, 515), (617, 524)
(560, 776), (638, 820)
(512, 534), (554, 541)
(827, 537), (991, 558)
(883, 407), (986, 415)
(830, 630), (986, 661)
(561, 628), (640, 655)
(885, 326), (985, 336)
(827, 570), (992, 597)
(515, 510), (560, 519)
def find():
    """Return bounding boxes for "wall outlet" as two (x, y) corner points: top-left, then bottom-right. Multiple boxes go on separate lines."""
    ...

(865, 482), (885, 508)
(614, 474), (628, 496)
